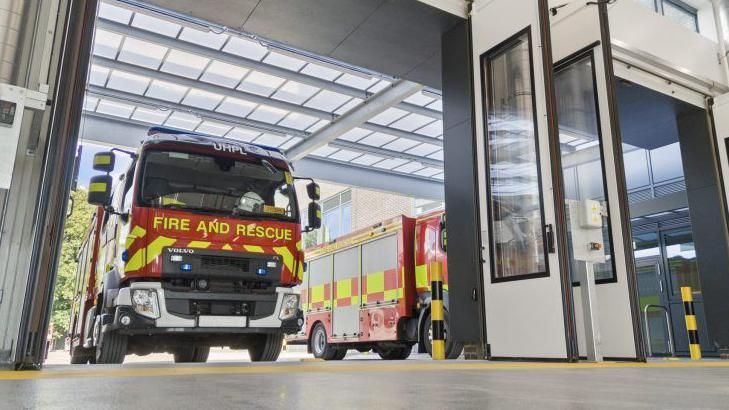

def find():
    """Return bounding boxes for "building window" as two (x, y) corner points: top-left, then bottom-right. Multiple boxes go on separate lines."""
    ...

(637, 0), (699, 32)
(322, 190), (352, 240)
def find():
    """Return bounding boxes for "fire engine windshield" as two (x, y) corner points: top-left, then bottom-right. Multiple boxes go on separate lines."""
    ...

(139, 150), (296, 221)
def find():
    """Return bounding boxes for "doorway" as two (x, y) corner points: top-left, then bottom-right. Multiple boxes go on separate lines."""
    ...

(615, 77), (718, 357)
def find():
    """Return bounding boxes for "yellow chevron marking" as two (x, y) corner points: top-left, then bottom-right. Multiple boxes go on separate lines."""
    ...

(146, 236), (176, 265)
(125, 249), (145, 272)
(245, 245), (265, 253)
(222, 244), (233, 251)
(296, 241), (302, 251)
(188, 241), (211, 249)
(274, 246), (294, 273)
(125, 226), (148, 249)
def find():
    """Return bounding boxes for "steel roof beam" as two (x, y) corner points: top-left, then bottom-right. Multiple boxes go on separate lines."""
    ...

(287, 80), (423, 160)
(96, 18), (442, 120)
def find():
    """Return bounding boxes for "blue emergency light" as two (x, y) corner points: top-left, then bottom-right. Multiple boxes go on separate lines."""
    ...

(180, 263), (193, 272)
(256, 267), (268, 276)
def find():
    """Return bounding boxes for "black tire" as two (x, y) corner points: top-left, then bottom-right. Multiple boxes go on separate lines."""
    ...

(249, 332), (283, 362)
(332, 348), (347, 360)
(95, 330), (127, 364)
(376, 345), (412, 360)
(70, 345), (93, 364)
(173, 346), (210, 363)
(422, 310), (463, 360)
(310, 323), (340, 360)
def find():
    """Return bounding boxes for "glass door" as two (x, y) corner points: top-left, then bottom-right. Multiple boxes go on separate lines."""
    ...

(636, 257), (673, 356)
(472, 0), (572, 359)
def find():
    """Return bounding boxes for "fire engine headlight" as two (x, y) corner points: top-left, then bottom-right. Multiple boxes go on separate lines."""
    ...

(131, 289), (160, 319)
(278, 294), (299, 321)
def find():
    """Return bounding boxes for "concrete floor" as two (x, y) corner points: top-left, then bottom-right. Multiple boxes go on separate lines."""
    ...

(2, 358), (729, 409)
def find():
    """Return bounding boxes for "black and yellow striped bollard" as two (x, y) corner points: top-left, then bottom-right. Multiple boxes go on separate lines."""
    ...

(430, 261), (445, 360)
(680, 286), (701, 360)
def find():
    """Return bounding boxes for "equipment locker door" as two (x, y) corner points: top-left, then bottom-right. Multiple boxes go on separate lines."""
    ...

(331, 247), (360, 339)
(549, 2), (642, 359)
(472, 0), (572, 359)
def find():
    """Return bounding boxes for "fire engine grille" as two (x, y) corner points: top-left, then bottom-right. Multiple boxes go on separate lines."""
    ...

(200, 255), (250, 272)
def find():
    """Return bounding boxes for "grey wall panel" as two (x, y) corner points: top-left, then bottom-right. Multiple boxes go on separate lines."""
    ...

(441, 20), (486, 345)
(677, 108), (729, 352)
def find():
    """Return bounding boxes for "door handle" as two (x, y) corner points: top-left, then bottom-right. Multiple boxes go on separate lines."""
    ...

(659, 280), (664, 294)
(545, 224), (556, 254)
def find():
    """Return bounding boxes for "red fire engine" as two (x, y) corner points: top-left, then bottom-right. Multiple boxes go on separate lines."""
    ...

(67, 127), (321, 364)
(293, 210), (462, 360)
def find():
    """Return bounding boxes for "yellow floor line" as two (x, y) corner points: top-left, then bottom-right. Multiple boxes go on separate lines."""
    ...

(1, 360), (729, 381)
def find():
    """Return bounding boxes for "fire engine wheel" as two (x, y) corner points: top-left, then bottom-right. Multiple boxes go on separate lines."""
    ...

(173, 346), (210, 363)
(422, 310), (463, 360)
(248, 332), (284, 362)
(310, 323), (342, 360)
(375, 346), (412, 360)
(95, 331), (128, 364)
(70, 346), (94, 364)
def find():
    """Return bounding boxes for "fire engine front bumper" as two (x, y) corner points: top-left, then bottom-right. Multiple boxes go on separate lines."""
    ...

(106, 282), (303, 335)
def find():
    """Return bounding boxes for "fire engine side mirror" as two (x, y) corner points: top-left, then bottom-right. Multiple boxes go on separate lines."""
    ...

(307, 202), (322, 232)
(92, 151), (116, 173)
(87, 174), (113, 207)
(306, 182), (320, 201)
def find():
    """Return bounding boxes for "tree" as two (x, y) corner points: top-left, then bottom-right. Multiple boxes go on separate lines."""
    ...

(51, 189), (95, 344)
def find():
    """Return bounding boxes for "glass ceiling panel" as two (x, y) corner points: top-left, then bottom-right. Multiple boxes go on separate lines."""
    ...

(279, 136), (302, 150)
(390, 113), (435, 132)
(106, 70), (150, 95)
(381, 137), (419, 152)
(226, 127), (261, 142)
(413, 167), (442, 177)
(368, 80), (392, 94)
(335, 73), (378, 90)
(414, 120), (443, 138)
(97, 3), (133, 24)
(117, 37), (169, 69)
(83, 96), (99, 111)
(433, 173), (445, 180)
(426, 99), (442, 111)
(304, 90), (350, 112)
(369, 107), (408, 126)
(404, 92), (436, 107)
(131, 13), (182, 38)
(145, 79), (189, 103)
(300, 63), (342, 81)
(88, 65), (110, 86)
(237, 71), (286, 97)
(351, 154), (385, 166)
(359, 132), (397, 147)
(427, 150), (444, 161)
(131, 107), (170, 124)
(272, 81), (319, 104)
(247, 105), (289, 124)
(161, 50), (210, 79)
(199, 61), (248, 88)
(222, 37), (269, 61)
(307, 119), (330, 133)
(95, 99), (136, 118)
(311, 145), (339, 157)
(334, 98), (362, 115)
(394, 161), (425, 174)
(215, 97), (257, 118)
(165, 111), (201, 130)
(254, 133), (289, 147)
(182, 89), (224, 110)
(338, 128), (371, 142)
(406, 143), (440, 157)
(92, 29), (123, 59)
(195, 121), (232, 136)
(278, 112), (318, 130)
(373, 158), (409, 170)
(263, 52), (307, 72)
(178, 27), (229, 50)
(329, 149), (362, 162)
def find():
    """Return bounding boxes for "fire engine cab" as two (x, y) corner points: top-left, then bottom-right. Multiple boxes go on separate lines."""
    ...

(67, 127), (321, 364)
